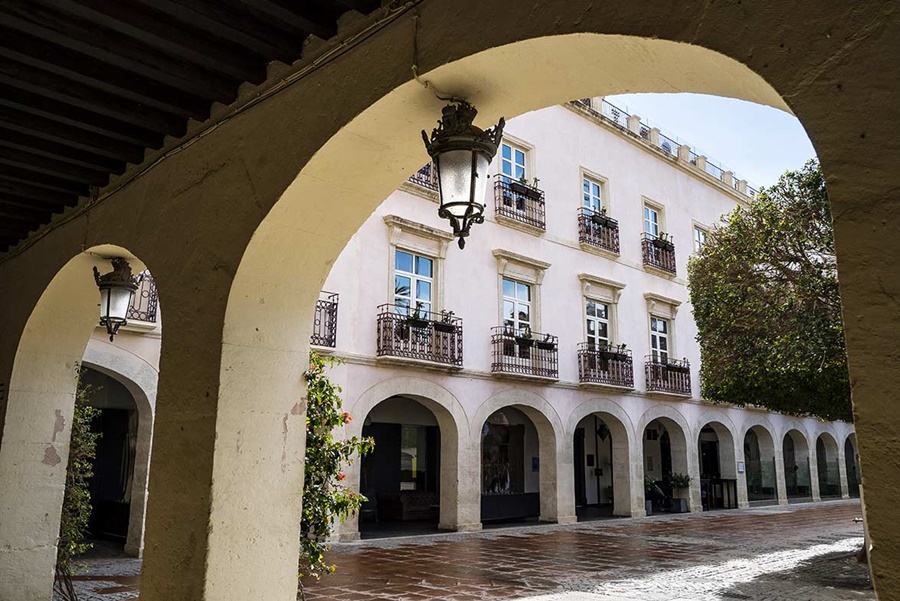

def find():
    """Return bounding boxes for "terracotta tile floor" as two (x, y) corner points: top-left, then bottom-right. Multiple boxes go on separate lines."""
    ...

(66, 500), (867, 600)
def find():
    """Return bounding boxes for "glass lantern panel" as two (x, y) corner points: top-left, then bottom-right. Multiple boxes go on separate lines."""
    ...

(437, 150), (474, 215)
(107, 287), (134, 322)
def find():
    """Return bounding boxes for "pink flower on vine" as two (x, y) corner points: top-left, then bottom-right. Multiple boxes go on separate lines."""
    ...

(337, 472), (346, 481)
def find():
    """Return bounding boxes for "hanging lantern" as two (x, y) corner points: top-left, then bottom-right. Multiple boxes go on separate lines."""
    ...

(93, 258), (139, 342)
(422, 101), (504, 249)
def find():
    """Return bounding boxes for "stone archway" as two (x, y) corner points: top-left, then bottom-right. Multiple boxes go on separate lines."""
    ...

(845, 433), (861, 498)
(568, 398), (639, 518)
(783, 429), (813, 502)
(0, 247), (149, 600)
(696, 419), (739, 511)
(636, 405), (696, 513)
(0, 4), (897, 599)
(816, 431), (842, 499)
(742, 422), (779, 505)
(82, 339), (158, 558)
(473, 389), (571, 525)
(339, 376), (471, 538)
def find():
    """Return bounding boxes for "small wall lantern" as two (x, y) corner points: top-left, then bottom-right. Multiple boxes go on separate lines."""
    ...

(422, 101), (504, 249)
(93, 258), (139, 341)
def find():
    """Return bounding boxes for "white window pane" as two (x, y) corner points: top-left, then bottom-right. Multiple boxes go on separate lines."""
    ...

(586, 299), (596, 316)
(395, 250), (413, 273)
(502, 278), (515, 298)
(515, 165), (525, 180)
(651, 333), (658, 348)
(416, 280), (432, 302)
(395, 298), (410, 314)
(597, 323), (608, 339)
(518, 303), (530, 323)
(598, 303), (608, 319)
(416, 256), (433, 277)
(502, 144), (511, 160)
(515, 149), (525, 165)
(587, 320), (596, 335)
(658, 319), (667, 334)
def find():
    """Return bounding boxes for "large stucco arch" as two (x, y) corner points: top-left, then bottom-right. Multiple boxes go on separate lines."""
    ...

(695, 411), (740, 508)
(567, 398), (639, 517)
(738, 414), (779, 504)
(340, 376), (473, 536)
(82, 339), (159, 557)
(0, 3), (897, 600)
(0, 246), (148, 599)
(473, 388), (572, 524)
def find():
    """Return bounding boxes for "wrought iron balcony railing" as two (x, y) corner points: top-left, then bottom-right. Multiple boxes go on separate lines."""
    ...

(407, 163), (438, 191)
(310, 291), (338, 347)
(577, 207), (620, 254)
(641, 232), (677, 274)
(127, 271), (158, 324)
(490, 326), (558, 379)
(494, 179), (546, 230)
(644, 356), (691, 396)
(577, 343), (634, 388)
(376, 304), (463, 366)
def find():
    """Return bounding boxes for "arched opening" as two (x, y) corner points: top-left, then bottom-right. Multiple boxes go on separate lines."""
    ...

(480, 406), (550, 525)
(845, 434), (861, 498)
(816, 433), (841, 499)
(744, 425), (778, 505)
(642, 417), (690, 515)
(697, 422), (739, 511)
(572, 411), (630, 521)
(0, 247), (153, 599)
(78, 368), (140, 553)
(783, 429), (813, 502)
(358, 396), (442, 538)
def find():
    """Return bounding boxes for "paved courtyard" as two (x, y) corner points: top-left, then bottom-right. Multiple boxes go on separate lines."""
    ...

(66, 500), (871, 601)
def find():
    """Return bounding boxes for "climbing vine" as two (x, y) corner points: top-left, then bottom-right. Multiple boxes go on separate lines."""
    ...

(299, 351), (373, 592)
(55, 367), (101, 601)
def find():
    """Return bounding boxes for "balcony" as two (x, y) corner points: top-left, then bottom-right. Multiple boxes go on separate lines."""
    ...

(577, 343), (634, 388)
(310, 291), (338, 348)
(641, 232), (677, 275)
(376, 304), (463, 367)
(644, 356), (691, 396)
(490, 326), (558, 380)
(126, 271), (158, 324)
(577, 207), (620, 254)
(494, 179), (546, 231)
(407, 163), (438, 192)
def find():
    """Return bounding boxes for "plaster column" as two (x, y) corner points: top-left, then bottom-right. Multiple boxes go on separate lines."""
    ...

(837, 443), (850, 500)
(124, 407), (154, 557)
(626, 114), (642, 135)
(628, 437), (647, 517)
(734, 443), (750, 509)
(774, 445), (789, 505)
(455, 441), (483, 531)
(696, 156), (708, 172)
(648, 127), (661, 147)
(546, 436), (578, 525)
(809, 445), (822, 502)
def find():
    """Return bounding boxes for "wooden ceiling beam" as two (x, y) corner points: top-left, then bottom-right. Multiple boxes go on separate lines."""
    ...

(0, 147), (109, 186)
(0, 130), (126, 175)
(0, 165), (89, 196)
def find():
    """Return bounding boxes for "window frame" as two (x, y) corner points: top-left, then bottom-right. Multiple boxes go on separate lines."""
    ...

(693, 224), (709, 253)
(393, 249), (434, 317)
(502, 277), (532, 335)
(649, 315), (670, 363)
(585, 298), (611, 349)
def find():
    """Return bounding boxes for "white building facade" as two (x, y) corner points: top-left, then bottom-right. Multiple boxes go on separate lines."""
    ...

(85, 99), (857, 552)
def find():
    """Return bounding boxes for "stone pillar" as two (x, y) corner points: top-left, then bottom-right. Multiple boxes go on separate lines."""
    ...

(550, 438), (578, 525)
(677, 144), (691, 162)
(774, 445), (789, 505)
(627, 114), (642, 135)
(838, 442), (851, 500)
(737, 179), (748, 194)
(734, 444), (750, 509)
(809, 445), (822, 502)
(649, 127), (661, 147)
(696, 155), (708, 172)
(124, 406), (154, 557)
(628, 437), (647, 517)
(723, 171), (735, 187)
(455, 442), (483, 531)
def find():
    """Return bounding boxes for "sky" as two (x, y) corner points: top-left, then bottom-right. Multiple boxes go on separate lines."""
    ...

(604, 93), (817, 190)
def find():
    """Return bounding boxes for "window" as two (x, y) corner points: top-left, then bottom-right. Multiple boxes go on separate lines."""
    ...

(643, 205), (660, 238)
(585, 299), (610, 349)
(394, 250), (433, 316)
(501, 142), (527, 183)
(693, 227), (708, 252)
(582, 177), (602, 213)
(502, 277), (531, 335)
(650, 316), (669, 362)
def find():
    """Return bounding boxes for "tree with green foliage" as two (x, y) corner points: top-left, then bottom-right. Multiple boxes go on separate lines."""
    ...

(688, 160), (851, 422)
(55, 367), (101, 601)
(299, 351), (373, 595)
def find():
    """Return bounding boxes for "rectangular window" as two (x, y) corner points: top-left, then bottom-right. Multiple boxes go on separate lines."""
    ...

(502, 277), (531, 335)
(394, 249), (433, 316)
(650, 316), (669, 362)
(643, 205), (660, 238)
(582, 177), (602, 213)
(585, 299), (610, 349)
(501, 142), (527, 183)
(693, 227), (708, 252)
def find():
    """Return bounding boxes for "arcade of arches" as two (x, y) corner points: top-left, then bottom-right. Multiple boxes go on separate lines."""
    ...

(0, 2), (898, 600)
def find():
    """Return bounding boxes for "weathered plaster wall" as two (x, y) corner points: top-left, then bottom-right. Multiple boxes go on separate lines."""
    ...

(0, 1), (896, 599)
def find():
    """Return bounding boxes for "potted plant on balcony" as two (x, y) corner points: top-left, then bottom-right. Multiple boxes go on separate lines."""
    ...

(433, 310), (456, 333)
(612, 343), (629, 362)
(524, 177), (542, 201)
(514, 325), (534, 349)
(510, 174), (531, 197)
(536, 333), (555, 351)
(652, 232), (675, 251)
(668, 359), (690, 374)
(406, 302), (430, 330)
(590, 207), (614, 228)
(598, 342), (615, 360)
(669, 472), (692, 513)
